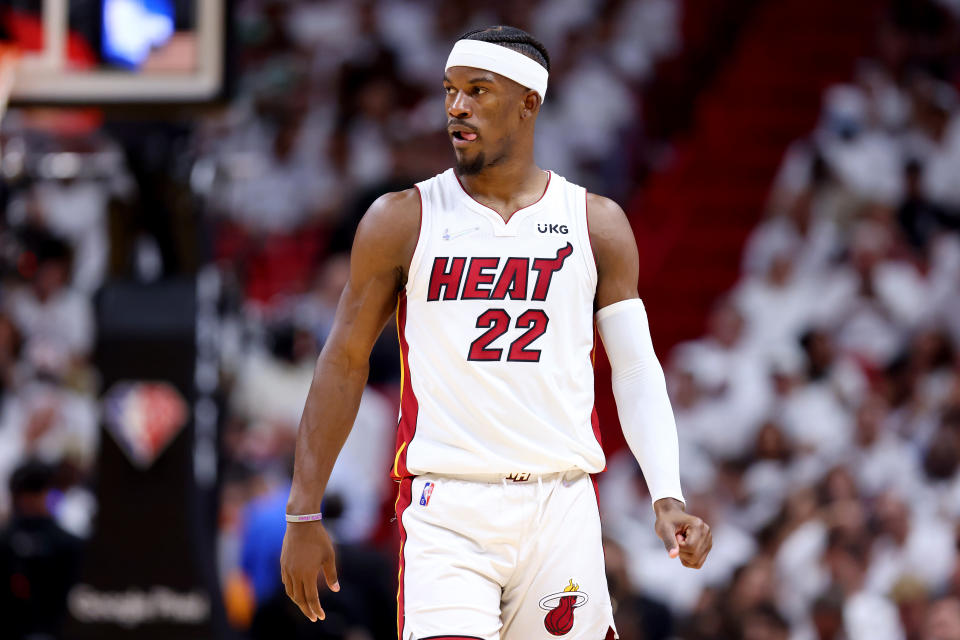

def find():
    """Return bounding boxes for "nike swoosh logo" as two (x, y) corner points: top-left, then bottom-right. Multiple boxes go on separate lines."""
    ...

(443, 226), (480, 241)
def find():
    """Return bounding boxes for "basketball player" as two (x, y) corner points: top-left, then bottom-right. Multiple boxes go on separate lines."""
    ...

(281, 26), (712, 640)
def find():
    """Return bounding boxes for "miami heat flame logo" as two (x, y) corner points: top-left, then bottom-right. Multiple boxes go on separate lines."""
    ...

(539, 579), (589, 636)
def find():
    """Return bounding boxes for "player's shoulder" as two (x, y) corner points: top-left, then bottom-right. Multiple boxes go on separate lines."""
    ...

(365, 187), (422, 224)
(586, 193), (631, 250)
(586, 192), (627, 224)
(353, 187), (421, 268)
(357, 187), (421, 237)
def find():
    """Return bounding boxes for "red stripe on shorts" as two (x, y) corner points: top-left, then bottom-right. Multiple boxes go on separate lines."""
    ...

(395, 477), (414, 640)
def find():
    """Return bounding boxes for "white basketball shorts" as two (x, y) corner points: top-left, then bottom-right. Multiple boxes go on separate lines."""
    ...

(394, 470), (618, 640)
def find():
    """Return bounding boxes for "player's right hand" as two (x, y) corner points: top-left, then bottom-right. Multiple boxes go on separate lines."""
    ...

(280, 520), (340, 621)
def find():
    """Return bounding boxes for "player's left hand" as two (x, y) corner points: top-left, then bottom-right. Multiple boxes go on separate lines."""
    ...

(653, 498), (712, 569)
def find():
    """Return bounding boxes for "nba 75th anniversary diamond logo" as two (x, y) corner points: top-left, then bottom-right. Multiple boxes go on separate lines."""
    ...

(539, 578), (589, 636)
(103, 381), (188, 469)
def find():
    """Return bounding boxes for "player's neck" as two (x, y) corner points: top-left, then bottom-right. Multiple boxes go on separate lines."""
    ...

(457, 156), (548, 221)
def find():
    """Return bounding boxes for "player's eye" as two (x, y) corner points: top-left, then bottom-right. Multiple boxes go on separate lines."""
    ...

(472, 87), (487, 95)
(444, 86), (456, 95)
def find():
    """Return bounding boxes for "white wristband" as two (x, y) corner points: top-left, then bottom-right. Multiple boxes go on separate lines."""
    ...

(285, 512), (323, 523)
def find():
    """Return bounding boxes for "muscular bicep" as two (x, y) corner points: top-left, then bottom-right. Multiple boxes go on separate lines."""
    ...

(324, 269), (398, 369)
(588, 194), (640, 310)
(323, 190), (420, 367)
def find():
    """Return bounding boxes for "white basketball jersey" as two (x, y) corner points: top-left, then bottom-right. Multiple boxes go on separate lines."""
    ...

(392, 168), (604, 478)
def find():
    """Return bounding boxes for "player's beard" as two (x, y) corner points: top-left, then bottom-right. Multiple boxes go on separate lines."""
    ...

(455, 142), (510, 177)
(455, 150), (486, 176)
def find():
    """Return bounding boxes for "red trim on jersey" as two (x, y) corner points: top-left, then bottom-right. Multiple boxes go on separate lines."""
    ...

(393, 293), (419, 479)
(585, 190), (598, 274)
(590, 325), (606, 471)
(410, 185), (423, 273)
(586, 191), (604, 469)
(454, 170), (552, 224)
(591, 406), (602, 450)
(395, 477), (414, 640)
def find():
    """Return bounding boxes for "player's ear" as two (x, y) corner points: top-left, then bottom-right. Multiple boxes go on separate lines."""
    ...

(521, 90), (540, 119)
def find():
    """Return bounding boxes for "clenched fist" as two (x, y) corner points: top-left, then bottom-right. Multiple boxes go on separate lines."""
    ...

(653, 498), (712, 569)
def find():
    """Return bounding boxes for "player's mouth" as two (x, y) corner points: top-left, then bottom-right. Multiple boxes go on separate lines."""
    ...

(449, 126), (479, 147)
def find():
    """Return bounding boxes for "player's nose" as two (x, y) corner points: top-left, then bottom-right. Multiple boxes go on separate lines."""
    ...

(447, 91), (471, 119)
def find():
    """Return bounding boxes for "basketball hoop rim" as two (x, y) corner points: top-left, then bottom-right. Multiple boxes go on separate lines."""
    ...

(0, 44), (22, 126)
(0, 43), (23, 65)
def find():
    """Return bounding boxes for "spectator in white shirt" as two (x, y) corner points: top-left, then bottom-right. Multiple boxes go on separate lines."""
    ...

(4, 232), (94, 377)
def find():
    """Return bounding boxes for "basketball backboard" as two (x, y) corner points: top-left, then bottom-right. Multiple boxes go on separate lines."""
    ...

(1, 0), (227, 104)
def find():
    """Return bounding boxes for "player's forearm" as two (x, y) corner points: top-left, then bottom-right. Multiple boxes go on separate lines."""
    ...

(287, 348), (369, 514)
(596, 299), (684, 505)
(611, 361), (684, 504)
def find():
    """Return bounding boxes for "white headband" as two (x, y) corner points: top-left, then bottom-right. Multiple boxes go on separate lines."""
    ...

(445, 39), (548, 101)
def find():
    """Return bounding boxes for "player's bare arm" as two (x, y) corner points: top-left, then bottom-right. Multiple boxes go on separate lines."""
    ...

(588, 193), (713, 570)
(281, 188), (420, 621)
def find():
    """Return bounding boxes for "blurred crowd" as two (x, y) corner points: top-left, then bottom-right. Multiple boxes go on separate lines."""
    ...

(599, 2), (960, 639)
(2, 0), (960, 639)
